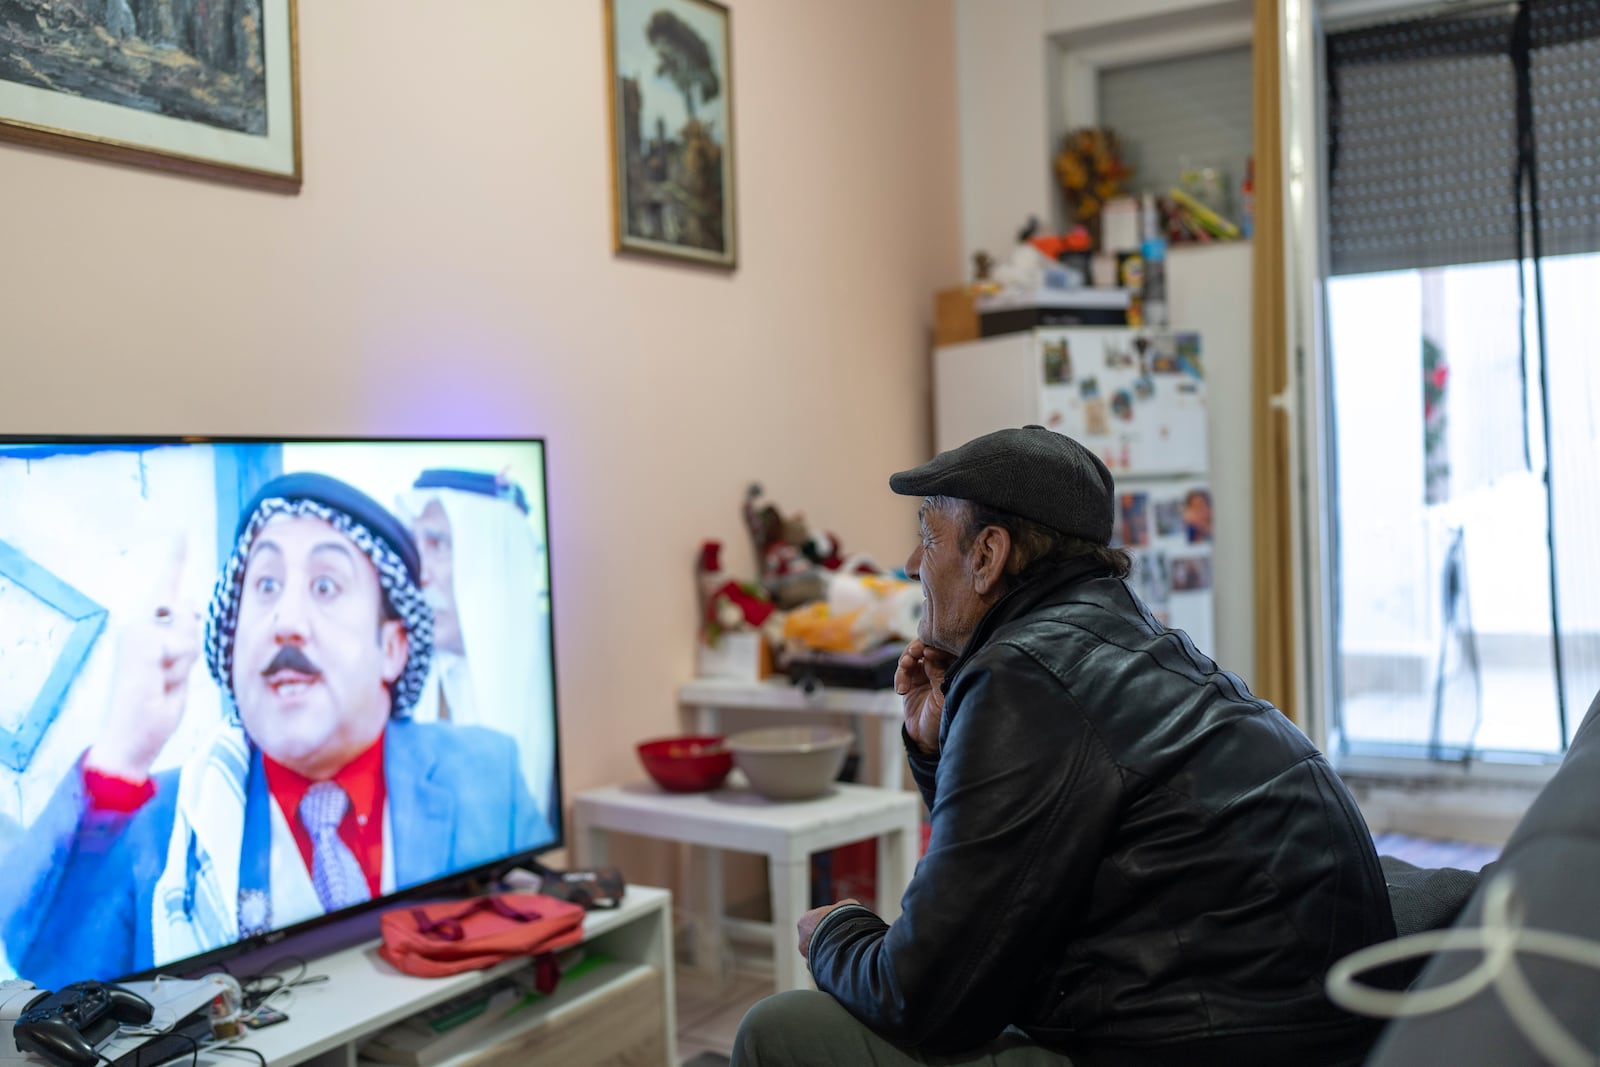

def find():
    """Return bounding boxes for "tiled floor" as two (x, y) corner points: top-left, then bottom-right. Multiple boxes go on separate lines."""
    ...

(674, 958), (773, 1064)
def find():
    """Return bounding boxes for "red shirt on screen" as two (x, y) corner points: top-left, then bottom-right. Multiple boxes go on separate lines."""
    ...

(263, 736), (388, 898)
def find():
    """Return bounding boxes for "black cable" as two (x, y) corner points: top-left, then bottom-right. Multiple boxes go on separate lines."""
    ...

(1512, 0), (1569, 745)
(236, 973), (284, 1012)
(262, 956), (309, 983)
(237, 955), (327, 1012)
(208, 1046), (268, 1067)
(98, 1026), (200, 1067)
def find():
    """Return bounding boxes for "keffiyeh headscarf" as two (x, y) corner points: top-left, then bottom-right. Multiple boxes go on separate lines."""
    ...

(204, 472), (435, 718)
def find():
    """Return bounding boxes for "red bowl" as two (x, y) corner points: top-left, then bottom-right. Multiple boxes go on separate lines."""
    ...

(636, 735), (733, 793)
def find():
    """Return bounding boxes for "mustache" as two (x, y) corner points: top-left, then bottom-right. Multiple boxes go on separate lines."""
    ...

(262, 645), (322, 679)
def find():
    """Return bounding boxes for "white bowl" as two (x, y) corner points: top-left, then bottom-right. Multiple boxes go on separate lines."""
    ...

(724, 726), (854, 800)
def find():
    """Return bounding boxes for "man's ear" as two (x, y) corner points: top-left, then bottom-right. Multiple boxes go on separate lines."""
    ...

(969, 525), (1013, 596)
(380, 620), (409, 684)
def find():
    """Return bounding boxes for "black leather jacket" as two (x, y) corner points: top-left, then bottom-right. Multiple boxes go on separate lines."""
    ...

(807, 562), (1395, 1065)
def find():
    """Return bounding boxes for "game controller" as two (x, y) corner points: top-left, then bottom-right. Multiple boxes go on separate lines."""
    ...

(13, 981), (154, 1067)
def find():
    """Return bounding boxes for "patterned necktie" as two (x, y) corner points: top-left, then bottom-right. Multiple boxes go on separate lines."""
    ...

(298, 781), (371, 912)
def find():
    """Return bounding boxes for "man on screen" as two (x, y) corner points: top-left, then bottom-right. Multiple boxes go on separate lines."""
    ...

(0, 473), (551, 989)
(400, 469), (558, 826)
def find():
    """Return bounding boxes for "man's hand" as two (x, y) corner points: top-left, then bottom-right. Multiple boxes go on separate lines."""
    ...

(86, 537), (201, 783)
(798, 898), (862, 962)
(896, 639), (953, 756)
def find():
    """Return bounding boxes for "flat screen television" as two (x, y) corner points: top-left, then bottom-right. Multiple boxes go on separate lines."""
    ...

(0, 437), (561, 989)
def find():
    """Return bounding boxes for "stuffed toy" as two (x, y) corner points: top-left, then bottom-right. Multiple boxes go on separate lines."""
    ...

(742, 484), (825, 608)
(742, 484), (881, 609)
(696, 539), (775, 644)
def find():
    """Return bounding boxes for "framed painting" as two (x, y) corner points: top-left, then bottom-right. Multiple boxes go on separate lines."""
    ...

(0, 0), (301, 193)
(605, 0), (736, 269)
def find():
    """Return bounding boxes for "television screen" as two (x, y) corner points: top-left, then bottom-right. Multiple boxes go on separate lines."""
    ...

(0, 438), (561, 988)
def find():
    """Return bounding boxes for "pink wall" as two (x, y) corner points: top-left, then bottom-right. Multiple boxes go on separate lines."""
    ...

(0, 2), (960, 870)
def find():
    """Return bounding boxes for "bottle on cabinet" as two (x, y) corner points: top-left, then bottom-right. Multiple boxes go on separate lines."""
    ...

(1139, 193), (1168, 329)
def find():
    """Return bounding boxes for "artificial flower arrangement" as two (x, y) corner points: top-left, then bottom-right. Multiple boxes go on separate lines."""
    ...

(1053, 127), (1134, 231)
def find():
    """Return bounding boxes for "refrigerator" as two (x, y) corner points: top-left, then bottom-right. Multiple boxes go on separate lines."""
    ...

(934, 326), (1214, 653)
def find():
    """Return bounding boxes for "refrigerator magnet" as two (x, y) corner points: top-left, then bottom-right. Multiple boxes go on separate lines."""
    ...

(1085, 398), (1110, 436)
(1112, 390), (1134, 421)
(1170, 555), (1212, 592)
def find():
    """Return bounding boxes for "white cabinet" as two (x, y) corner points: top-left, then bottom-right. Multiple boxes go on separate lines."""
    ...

(212, 886), (675, 1067)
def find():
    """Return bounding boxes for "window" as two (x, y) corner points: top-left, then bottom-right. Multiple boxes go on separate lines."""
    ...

(1321, 0), (1600, 767)
(1098, 45), (1253, 214)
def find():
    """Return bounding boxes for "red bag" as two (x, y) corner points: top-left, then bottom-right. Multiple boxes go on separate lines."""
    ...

(378, 893), (587, 978)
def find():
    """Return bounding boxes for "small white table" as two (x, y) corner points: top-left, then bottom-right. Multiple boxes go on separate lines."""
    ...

(572, 779), (921, 993)
(679, 678), (908, 789)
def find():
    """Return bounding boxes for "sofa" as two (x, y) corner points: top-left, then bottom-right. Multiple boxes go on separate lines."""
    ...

(1359, 690), (1600, 1064)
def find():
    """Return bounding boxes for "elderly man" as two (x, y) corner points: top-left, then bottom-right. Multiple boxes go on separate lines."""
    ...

(1, 473), (550, 988)
(734, 426), (1395, 1066)
(399, 468), (558, 826)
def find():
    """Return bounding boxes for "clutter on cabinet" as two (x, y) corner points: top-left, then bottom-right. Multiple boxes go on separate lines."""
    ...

(1099, 196), (1142, 256)
(989, 216), (1096, 295)
(1240, 155), (1255, 238)
(740, 484), (881, 608)
(962, 215), (1135, 336)
(1140, 193), (1169, 329)
(976, 286), (1131, 336)
(696, 540), (774, 636)
(695, 629), (771, 682)
(693, 485), (924, 687)
(785, 641), (904, 692)
(934, 286), (980, 345)
(938, 217), (1108, 348)
(1177, 155), (1232, 218)
(693, 538), (776, 681)
(507, 861), (629, 911)
(1053, 127), (1135, 247)
(779, 572), (922, 656)
(1165, 186), (1242, 243)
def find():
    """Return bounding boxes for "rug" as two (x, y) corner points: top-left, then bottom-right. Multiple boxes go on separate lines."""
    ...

(1372, 830), (1501, 871)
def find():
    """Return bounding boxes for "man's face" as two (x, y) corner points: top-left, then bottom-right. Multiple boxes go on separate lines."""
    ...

(231, 514), (408, 780)
(413, 499), (464, 655)
(906, 500), (989, 655)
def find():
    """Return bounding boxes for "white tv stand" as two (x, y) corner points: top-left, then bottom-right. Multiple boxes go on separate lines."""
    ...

(197, 885), (674, 1067)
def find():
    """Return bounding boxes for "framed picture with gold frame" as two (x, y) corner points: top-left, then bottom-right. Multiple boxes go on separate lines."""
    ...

(604, 0), (736, 269)
(0, 0), (301, 193)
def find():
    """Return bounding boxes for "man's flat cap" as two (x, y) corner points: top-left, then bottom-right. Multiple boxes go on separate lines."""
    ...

(889, 425), (1116, 544)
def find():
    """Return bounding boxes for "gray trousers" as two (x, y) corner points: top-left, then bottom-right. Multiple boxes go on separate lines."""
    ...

(730, 990), (1073, 1066)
